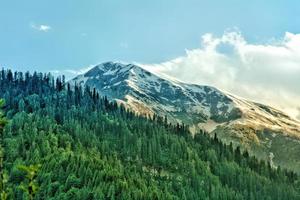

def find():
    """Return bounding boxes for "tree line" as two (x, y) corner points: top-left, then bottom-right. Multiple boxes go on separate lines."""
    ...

(0, 68), (299, 199)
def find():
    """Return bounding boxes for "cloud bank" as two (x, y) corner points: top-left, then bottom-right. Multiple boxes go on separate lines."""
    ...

(142, 31), (300, 119)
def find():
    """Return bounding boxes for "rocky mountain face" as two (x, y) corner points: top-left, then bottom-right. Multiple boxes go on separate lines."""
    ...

(69, 62), (300, 173)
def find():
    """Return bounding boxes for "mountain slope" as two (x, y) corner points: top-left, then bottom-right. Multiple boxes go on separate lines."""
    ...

(70, 62), (241, 123)
(1, 68), (299, 199)
(70, 62), (300, 172)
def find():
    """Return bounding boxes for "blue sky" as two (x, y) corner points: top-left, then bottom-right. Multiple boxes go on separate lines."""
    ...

(2, 0), (300, 118)
(1, 0), (300, 72)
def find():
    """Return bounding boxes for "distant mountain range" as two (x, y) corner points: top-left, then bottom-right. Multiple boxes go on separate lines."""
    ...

(69, 62), (300, 172)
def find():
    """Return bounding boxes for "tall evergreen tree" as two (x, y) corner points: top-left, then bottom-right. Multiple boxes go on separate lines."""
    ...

(0, 99), (8, 199)
(0, 69), (299, 199)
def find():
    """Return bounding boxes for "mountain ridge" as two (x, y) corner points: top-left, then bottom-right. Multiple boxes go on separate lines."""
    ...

(69, 61), (300, 172)
(70, 61), (300, 133)
(70, 62), (242, 123)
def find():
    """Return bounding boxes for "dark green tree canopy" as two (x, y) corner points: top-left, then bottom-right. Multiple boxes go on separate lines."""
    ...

(0, 69), (299, 199)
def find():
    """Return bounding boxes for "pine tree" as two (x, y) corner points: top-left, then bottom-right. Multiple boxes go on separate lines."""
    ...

(0, 99), (8, 200)
(18, 164), (41, 200)
(0, 69), (299, 199)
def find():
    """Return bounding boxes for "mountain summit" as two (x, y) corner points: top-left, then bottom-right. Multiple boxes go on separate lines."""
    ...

(70, 62), (241, 122)
(70, 62), (300, 172)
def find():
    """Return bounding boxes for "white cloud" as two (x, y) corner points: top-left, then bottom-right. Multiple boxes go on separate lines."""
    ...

(141, 31), (300, 120)
(50, 65), (93, 80)
(30, 23), (51, 32)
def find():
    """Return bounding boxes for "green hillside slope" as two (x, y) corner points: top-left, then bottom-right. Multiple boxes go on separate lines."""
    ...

(0, 69), (299, 199)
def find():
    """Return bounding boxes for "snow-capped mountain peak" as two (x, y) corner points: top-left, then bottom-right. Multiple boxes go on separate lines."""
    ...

(69, 61), (300, 173)
(71, 62), (239, 122)
(70, 62), (300, 136)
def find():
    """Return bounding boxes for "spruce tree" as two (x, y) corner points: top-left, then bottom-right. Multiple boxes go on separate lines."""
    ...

(0, 99), (8, 199)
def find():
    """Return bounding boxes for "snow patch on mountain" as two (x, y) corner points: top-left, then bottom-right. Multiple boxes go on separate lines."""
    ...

(69, 61), (300, 139)
(68, 61), (300, 173)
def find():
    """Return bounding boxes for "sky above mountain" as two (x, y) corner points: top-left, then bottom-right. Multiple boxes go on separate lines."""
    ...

(1, 0), (300, 118)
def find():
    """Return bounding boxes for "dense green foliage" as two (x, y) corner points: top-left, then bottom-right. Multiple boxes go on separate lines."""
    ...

(0, 69), (300, 199)
(0, 99), (9, 199)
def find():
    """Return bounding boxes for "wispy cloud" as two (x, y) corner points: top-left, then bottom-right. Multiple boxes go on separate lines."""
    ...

(141, 30), (300, 120)
(50, 65), (93, 80)
(30, 22), (51, 32)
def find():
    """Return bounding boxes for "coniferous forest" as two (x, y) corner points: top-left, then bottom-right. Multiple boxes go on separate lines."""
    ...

(0, 69), (300, 199)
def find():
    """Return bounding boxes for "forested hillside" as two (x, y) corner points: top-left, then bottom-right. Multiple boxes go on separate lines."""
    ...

(0, 69), (299, 199)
